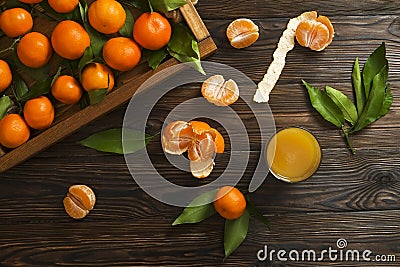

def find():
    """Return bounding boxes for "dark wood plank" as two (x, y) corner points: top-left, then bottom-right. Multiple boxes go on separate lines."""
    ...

(1, 0), (400, 266)
(196, 0), (400, 19)
(0, 210), (398, 266)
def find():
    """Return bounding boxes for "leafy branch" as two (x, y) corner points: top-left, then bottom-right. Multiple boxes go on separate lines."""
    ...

(303, 43), (392, 154)
(172, 189), (269, 259)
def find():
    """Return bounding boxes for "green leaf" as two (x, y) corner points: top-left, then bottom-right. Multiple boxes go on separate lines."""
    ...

(168, 49), (205, 75)
(12, 72), (29, 101)
(36, 1), (66, 20)
(149, 0), (187, 13)
(12, 52), (50, 81)
(363, 42), (387, 97)
(224, 209), (250, 259)
(79, 128), (153, 154)
(84, 23), (107, 58)
(326, 86), (358, 125)
(167, 23), (204, 74)
(172, 189), (218, 225)
(143, 48), (168, 70)
(50, 66), (62, 87)
(379, 84), (393, 117)
(352, 57), (365, 115)
(2, 0), (30, 9)
(78, 0), (88, 23)
(120, 0), (151, 11)
(88, 88), (108, 105)
(119, 6), (134, 37)
(303, 80), (345, 128)
(78, 46), (95, 75)
(352, 65), (387, 132)
(244, 195), (269, 228)
(18, 79), (52, 102)
(0, 96), (11, 120)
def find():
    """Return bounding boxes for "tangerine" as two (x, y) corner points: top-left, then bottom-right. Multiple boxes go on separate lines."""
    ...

(88, 0), (126, 34)
(51, 75), (83, 104)
(81, 63), (115, 92)
(214, 186), (246, 220)
(51, 20), (90, 60)
(201, 75), (239, 106)
(64, 184), (96, 219)
(226, 18), (259, 49)
(103, 37), (141, 72)
(133, 12), (172, 51)
(23, 96), (55, 130)
(296, 14), (334, 51)
(17, 32), (53, 68)
(0, 114), (30, 149)
(0, 60), (12, 93)
(0, 8), (33, 38)
(48, 0), (79, 13)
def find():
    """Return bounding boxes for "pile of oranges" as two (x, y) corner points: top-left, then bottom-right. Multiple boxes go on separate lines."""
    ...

(0, 0), (174, 150)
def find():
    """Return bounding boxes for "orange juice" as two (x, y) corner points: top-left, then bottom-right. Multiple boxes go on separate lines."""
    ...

(266, 127), (321, 182)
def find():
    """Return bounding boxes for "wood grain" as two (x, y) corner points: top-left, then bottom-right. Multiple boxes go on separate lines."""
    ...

(1, 0), (399, 266)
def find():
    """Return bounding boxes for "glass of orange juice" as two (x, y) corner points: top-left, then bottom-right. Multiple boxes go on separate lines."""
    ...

(266, 127), (321, 183)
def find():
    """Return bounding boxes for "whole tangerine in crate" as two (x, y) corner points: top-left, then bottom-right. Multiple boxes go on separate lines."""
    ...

(0, 0), (217, 173)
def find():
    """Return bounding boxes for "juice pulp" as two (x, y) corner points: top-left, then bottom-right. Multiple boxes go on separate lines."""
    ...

(266, 127), (321, 182)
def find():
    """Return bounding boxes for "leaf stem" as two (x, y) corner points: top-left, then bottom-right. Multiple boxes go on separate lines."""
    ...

(0, 38), (20, 55)
(342, 127), (355, 155)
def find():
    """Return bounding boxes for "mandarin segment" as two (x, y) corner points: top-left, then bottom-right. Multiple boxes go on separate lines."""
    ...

(190, 158), (214, 179)
(201, 75), (239, 106)
(63, 196), (89, 219)
(226, 18), (259, 49)
(162, 120), (226, 178)
(296, 14), (334, 51)
(161, 121), (194, 155)
(214, 186), (246, 220)
(64, 185), (96, 219)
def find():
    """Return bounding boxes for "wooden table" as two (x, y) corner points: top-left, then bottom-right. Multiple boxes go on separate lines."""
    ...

(1, 1), (399, 266)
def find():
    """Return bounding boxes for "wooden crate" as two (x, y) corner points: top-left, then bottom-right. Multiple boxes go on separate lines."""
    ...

(0, 1), (217, 172)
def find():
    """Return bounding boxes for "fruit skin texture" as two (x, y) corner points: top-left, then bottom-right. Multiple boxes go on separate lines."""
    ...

(103, 37), (141, 72)
(23, 96), (55, 130)
(81, 63), (115, 92)
(133, 12), (172, 51)
(0, 60), (12, 93)
(17, 32), (53, 68)
(88, 0), (126, 34)
(0, 8), (33, 38)
(51, 20), (91, 60)
(51, 75), (83, 104)
(0, 114), (30, 149)
(19, 0), (43, 3)
(214, 186), (246, 220)
(48, 0), (79, 13)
